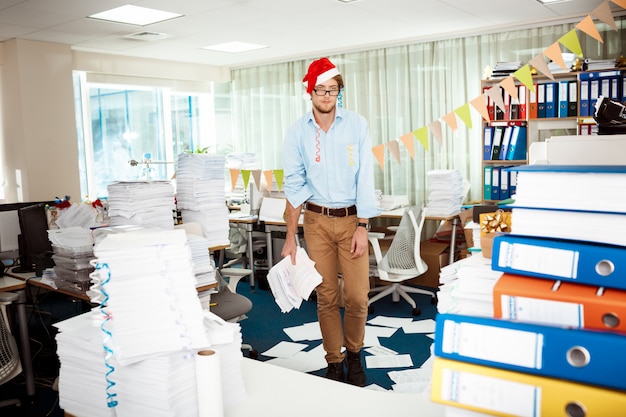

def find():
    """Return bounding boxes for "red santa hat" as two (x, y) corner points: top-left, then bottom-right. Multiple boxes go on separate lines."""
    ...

(302, 57), (340, 94)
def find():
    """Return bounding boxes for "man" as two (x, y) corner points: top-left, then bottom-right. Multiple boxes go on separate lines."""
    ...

(281, 57), (380, 386)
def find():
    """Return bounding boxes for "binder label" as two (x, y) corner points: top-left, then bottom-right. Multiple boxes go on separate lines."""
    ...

(496, 241), (579, 279)
(501, 295), (584, 328)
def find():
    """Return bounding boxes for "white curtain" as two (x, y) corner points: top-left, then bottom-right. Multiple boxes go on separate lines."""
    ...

(231, 19), (625, 206)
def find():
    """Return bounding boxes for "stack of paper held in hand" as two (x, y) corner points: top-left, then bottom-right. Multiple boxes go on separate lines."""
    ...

(267, 247), (322, 313)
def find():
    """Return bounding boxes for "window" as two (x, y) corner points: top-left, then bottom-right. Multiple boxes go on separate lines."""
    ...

(73, 72), (233, 199)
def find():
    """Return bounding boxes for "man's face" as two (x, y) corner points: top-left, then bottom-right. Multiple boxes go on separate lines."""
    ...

(311, 79), (340, 114)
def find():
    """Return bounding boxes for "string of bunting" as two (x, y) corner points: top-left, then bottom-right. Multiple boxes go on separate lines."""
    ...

(229, 168), (284, 193)
(372, 0), (626, 170)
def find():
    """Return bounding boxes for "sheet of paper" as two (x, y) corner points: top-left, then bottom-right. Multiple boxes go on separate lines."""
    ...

(365, 354), (413, 369)
(261, 341), (308, 358)
(401, 319), (436, 334)
(283, 321), (322, 341)
(367, 316), (414, 328)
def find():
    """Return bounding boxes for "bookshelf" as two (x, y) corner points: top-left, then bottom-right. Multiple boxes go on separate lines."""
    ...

(481, 69), (623, 203)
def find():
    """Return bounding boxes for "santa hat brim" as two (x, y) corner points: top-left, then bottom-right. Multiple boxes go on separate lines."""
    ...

(303, 67), (340, 91)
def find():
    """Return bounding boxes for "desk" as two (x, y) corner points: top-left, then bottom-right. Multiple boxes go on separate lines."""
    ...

(0, 276), (35, 396)
(380, 208), (461, 265)
(226, 358), (445, 417)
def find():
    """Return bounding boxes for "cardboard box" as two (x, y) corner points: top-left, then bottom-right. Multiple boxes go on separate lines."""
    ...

(404, 240), (449, 288)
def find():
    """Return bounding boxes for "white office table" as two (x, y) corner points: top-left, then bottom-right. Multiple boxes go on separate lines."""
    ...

(0, 276), (35, 396)
(226, 358), (445, 417)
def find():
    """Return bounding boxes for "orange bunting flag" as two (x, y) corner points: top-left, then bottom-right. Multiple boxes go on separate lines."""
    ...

(512, 65), (535, 92)
(559, 29), (583, 57)
(576, 15), (604, 43)
(241, 169), (251, 190)
(611, 0), (626, 10)
(543, 42), (568, 71)
(428, 120), (443, 145)
(593, 1), (617, 31)
(469, 95), (490, 122)
(413, 126), (429, 151)
(529, 54), (554, 81)
(229, 168), (240, 192)
(442, 111), (458, 132)
(263, 170), (273, 192)
(273, 169), (284, 191)
(372, 144), (385, 170)
(486, 86), (505, 113)
(499, 77), (519, 102)
(399, 132), (416, 159)
(251, 169), (262, 191)
(387, 139), (401, 163)
(454, 103), (473, 129)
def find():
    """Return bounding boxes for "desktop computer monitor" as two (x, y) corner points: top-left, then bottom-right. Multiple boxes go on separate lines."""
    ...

(13, 203), (54, 276)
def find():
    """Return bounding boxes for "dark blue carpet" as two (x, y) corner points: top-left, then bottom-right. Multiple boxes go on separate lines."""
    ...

(235, 280), (437, 390)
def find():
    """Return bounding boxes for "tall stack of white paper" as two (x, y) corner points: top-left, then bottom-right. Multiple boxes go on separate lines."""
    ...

(107, 181), (176, 230)
(424, 170), (464, 217)
(187, 233), (217, 288)
(55, 228), (247, 416)
(176, 153), (230, 247)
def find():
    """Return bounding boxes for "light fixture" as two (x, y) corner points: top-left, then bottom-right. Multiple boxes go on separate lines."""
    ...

(336, 0), (361, 3)
(202, 41), (267, 54)
(88, 5), (183, 26)
(536, 0), (572, 4)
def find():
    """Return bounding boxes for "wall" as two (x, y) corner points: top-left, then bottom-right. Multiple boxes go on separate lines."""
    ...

(0, 40), (230, 204)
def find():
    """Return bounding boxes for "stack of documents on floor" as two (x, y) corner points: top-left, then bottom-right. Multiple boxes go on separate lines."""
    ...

(378, 194), (409, 211)
(267, 247), (322, 313)
(176, 153), (230, 247)
(187, 233), (217, 288)
(107, 180), (176, 230)
(56, 228), (246, 416)
(424, 170), (464, 217)
(430, 164), (626, 416)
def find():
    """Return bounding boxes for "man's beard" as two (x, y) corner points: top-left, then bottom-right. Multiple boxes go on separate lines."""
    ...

(313, 100), (336, 114)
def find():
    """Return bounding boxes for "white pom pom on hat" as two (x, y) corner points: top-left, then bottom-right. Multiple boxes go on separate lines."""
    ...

(302, 57), (340, 95)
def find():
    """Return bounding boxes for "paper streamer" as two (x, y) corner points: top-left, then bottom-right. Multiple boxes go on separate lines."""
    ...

(196, 349), (224, 417)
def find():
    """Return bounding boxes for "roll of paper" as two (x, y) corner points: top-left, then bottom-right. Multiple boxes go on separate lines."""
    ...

(196, 349), (224, 417)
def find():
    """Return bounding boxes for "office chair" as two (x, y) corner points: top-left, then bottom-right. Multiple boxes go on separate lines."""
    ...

(367, 206), (437, 316)
(0, 292), (22, 409)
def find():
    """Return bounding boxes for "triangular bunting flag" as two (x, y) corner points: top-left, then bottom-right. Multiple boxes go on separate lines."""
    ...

(241, 169), (251, 190)
(441, 111), (458, 131)
(559, 29), (583, 57)
(592, 1), (617, 31)
(486, 86), (505, 113)
(499, 76), (519, 102)
(413, 126), (429, 151)
(229, 168), (240, 192)
(251, 169), (262, 191)
(611, 0), (626, 10)
(273, 169), (284, 191)
(576, 15), (604, 43)
(263, 170), (273, 193)
(399, 132), (416, 160)
(512, 65), (535, 92)
(543, 42), (568, 71)
(529, 54), (555, 81)
(454, 103), (473, 129)
(469, 95), (490, 122)
(387, 139), (401, 163)
(428, 120), (443, 145)
(372, 144), (385, 170)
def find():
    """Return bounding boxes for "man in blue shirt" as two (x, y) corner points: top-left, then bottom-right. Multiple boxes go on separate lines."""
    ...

(282, 57), (380, 386)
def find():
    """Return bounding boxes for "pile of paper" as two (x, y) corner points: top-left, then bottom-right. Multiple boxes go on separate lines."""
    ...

(424, 170), (464, 217)
(266, 247), (322, 313)
(187, 233), (217, 288)
(378, 195), (409, 211)
(176, 153), (230, 247)
(107, 181), (176, 230)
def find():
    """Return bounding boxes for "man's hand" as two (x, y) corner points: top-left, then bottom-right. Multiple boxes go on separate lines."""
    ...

(281, 235), (299, 265)
(350, 226), (369, 259)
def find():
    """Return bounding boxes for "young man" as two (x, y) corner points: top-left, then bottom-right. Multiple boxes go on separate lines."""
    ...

(281, 57), (380, 386)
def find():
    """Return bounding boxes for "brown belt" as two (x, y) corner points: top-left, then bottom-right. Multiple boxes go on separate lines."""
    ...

(305, 202), (356, 217)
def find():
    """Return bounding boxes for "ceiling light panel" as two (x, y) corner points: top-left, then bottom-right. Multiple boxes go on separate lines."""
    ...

(88, 5), (183, 26)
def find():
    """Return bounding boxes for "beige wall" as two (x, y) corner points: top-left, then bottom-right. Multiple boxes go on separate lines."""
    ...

(0, 39), (229, 204)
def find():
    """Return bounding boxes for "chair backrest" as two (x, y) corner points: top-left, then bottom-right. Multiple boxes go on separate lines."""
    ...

(0, 302), (22, 385)
(379, 206), (428, 276)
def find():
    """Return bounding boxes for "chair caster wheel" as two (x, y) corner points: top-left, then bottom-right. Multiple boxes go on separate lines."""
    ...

(368, 305), (374, 314)
(248, 349), (259, 360)
(411, 307), (421, 316)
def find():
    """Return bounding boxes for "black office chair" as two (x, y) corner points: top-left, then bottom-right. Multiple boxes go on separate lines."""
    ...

(0, 292), (22, 410)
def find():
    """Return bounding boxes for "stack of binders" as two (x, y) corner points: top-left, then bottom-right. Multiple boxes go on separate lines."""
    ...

(431, 164), (626, 416)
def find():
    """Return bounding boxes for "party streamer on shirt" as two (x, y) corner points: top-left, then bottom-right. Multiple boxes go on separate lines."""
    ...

(96, 262), (119, 408)
(315, 127), (321, 162)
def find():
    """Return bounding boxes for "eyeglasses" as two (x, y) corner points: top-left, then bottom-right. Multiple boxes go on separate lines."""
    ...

(313, 88), (341, 96)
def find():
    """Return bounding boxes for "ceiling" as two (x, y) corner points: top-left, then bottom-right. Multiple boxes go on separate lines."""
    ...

(0, 0), (613, 69)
